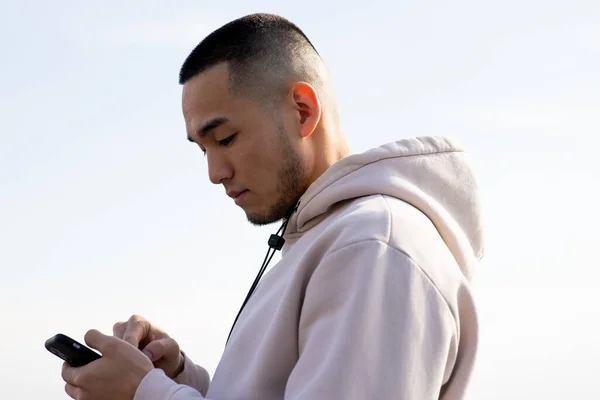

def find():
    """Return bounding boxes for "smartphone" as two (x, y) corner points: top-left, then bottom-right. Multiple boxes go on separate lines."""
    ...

(45, 333), (101, 367)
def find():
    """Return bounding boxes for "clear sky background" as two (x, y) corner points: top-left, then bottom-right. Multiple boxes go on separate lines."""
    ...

(1, 1), (599, 399)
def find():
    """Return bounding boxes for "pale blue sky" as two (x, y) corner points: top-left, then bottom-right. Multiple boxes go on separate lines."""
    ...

(1, 1), (599, 399)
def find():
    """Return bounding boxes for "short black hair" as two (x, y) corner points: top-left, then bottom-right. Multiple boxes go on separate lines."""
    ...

(179, 13), (323, 103)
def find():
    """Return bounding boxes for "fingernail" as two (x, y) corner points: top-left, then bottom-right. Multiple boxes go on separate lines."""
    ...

(143, 350), (154, 361)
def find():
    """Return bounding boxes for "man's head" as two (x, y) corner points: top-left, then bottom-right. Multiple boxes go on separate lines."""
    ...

(180, 13), (348, 225)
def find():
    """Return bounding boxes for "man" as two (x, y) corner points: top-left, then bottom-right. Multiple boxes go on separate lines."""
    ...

(60, 13), (484, 400)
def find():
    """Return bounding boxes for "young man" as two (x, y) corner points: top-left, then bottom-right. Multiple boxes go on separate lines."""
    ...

(60, 13), (484, 400)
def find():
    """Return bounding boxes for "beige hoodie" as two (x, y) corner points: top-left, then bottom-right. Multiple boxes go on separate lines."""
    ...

(135, 136), (484, 400)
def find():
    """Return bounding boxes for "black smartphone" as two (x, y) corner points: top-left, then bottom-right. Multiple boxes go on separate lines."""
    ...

(45, 333), (101, 367)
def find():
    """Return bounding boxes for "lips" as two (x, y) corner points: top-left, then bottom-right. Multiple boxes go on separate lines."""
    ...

(226, 189), (247, 199)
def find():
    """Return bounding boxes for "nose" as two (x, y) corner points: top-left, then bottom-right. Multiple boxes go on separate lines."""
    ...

(206, 152), (233, 184)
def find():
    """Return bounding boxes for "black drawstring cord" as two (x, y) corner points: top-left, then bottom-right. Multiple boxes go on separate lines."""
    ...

(226, 213), (294, 345)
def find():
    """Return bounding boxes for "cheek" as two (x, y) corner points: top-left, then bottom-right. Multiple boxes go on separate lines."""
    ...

(240, 151), (279, 191)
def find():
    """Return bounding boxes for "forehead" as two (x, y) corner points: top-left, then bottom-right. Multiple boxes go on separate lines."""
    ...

(181, 64), (233, 134)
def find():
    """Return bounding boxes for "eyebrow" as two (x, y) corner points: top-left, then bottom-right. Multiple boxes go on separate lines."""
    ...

(187, 116), (229, 142)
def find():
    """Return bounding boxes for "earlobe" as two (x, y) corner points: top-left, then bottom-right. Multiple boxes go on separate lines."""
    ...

(292, 83), (321, 138)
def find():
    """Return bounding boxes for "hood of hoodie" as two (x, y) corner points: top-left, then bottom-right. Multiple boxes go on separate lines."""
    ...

(286, 136), (484, 281)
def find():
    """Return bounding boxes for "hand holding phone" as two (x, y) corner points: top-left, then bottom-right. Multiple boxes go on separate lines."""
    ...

(45, 333), (101, 367)
(47, 329), (155, 400)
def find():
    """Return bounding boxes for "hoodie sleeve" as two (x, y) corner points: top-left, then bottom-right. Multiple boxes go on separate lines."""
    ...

(172, 352), (211, 395)
(134, 369), (205, 400)
(134, 353), (210, 400)
(285, 239), (458, 400)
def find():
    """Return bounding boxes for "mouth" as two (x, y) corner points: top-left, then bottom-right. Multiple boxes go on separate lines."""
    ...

(228, 189), (248, 205)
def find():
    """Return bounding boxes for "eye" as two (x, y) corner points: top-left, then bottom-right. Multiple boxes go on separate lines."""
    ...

(218, 133), (237, 147)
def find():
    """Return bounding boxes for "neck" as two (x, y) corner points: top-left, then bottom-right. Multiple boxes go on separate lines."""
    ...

(308, 126), (350, 184)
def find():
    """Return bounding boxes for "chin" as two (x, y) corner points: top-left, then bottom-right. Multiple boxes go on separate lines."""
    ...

(245, 212), (279, 227)
(244, 206), (289, 227)
(243, 195), (299, 226)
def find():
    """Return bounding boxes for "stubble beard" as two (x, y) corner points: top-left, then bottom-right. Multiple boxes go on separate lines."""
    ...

(246, 123), (310, 226)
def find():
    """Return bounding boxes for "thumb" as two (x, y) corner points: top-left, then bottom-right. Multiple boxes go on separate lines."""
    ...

(84, 329), (111, 354)
(142, 338), (177, 362)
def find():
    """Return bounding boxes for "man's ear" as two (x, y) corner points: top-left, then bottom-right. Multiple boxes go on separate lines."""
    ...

(290, 82), (321, 138)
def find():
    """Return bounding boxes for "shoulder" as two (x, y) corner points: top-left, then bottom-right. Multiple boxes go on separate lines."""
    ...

(319, 194), (442, 256)
(314, 194), (393, 248)
(316, 195), (466, 300)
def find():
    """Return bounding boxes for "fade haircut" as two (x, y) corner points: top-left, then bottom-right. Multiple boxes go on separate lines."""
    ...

(179, 13), (326, 107)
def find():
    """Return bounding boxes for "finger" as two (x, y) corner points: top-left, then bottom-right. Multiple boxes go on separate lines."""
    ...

(112, 321), (126, 338)
(122, 316), (150, 347)
(61, 362), (78, 386)
(142, 337), (178, 362)
(65, 383), (81, 399)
